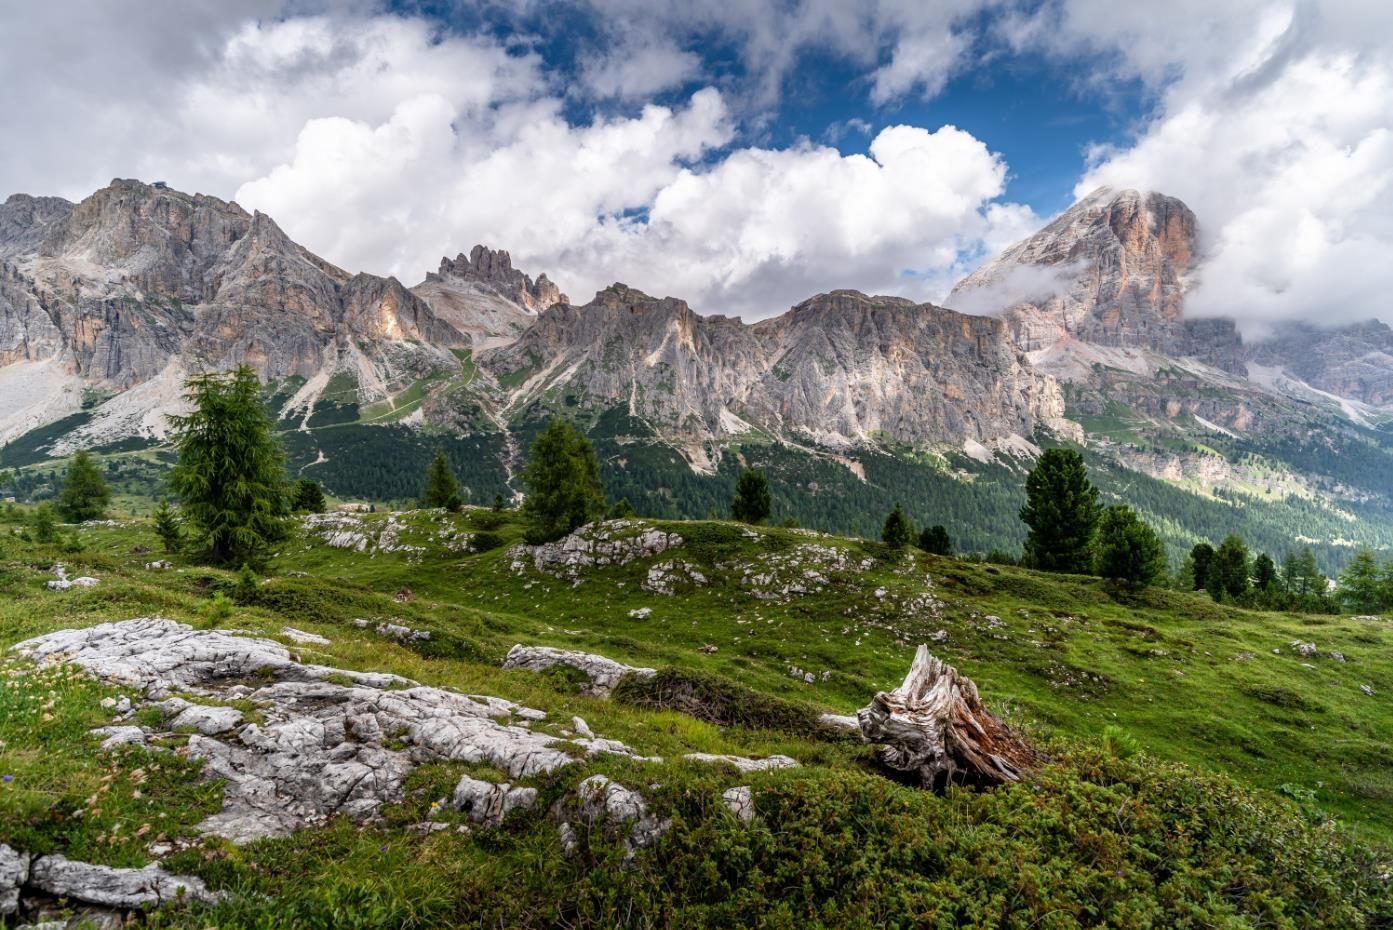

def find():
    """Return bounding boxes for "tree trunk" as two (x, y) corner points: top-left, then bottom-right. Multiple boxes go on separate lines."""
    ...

(857, 645), (1035, 789)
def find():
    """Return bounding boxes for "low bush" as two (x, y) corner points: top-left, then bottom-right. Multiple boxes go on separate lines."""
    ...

(612, 666), (823, 736)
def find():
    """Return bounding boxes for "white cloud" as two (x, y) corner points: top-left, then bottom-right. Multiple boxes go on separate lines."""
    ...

(1012, 0), (1393, 331)
(578, 34), (703, 100)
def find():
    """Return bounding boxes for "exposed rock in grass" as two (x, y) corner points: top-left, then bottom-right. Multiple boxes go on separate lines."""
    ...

(280, 627), (330, 646)
(557, 775), (669, 861)
(90, 725), (147, 751)
(0, 844), (28, 915)
(25, 854), (216, 909)
(158, 698), (244, 736)
(683, 753), (799, 772)
(858, 645), (1035, 789)
(642, 559), (707, 595)
(450, 775), (537, 827)
(502, 644), (656, 696)
(510, 521), (683, 582)
(11, 620), (648, 844)
(721, 786), (754, 823)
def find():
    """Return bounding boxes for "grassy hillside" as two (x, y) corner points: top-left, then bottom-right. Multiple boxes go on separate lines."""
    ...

(2, 507), (1392, 927)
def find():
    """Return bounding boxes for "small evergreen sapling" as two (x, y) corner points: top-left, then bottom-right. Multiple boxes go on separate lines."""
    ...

(730, 469), (772, 525)
(55, 450), (111, 523)
(881, 502), (915, 549)
(421, 448), (462, 512)
(153, 499), (183, 554)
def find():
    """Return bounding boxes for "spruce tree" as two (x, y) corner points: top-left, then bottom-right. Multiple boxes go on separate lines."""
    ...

(153, 499), (183, 554)
(520, 420), (605, 543)
(167, 366), (289, 569)
(1339, 549), (1385, 614)
(918, 524), (952, 556)
(1020, 448), (1099, 574)
(1093, 505), (1166, 588)
(1252, 553), (1278, 591)
(291, 478), (326, 514)
(1208, 535), (1251, 602)
(1190, 542), (1215, 592)
(881, 502), (914, 549)
(730, 469), (772, 524)
(421, 448), (462, 511)
(55, 450), (111, 523)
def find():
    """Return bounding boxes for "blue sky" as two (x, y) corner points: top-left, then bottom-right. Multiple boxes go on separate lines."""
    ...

(0, 1), (1388, 326)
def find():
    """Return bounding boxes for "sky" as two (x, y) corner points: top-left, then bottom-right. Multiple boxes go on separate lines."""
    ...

(0, 0), (1389, 330)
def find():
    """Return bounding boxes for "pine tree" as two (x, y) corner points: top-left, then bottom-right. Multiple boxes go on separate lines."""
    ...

(1020, 448), (1099, 574)
(881, 502), (915, 549)
(730, 469), (772, 525)
(421, 448), (462, 511)
(1190, 542), (1215, 591)
(291, 479), (326, 514)
(1093, 505), (1166, 588)
(167, 366), (289, 569)
(492, 492), (506, 512)
(1252, 553), (1278, 591)
(153, 499), (183, 554)
(55, 450), (111, 523)
(918, 524), (952, 556)
(1339, 549), (1385, 614)
(1208, 535), (1251, 602)
(521, 420), (606, 544)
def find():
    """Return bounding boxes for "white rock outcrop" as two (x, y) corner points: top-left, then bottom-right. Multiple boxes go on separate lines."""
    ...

(10, 620), (643, 845)
(502, 644), (656, 696)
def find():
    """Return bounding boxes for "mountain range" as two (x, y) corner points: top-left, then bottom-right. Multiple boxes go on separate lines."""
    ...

(2, 177), (1392, 566)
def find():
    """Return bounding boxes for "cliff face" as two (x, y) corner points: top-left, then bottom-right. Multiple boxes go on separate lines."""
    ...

(949, 187), (1244, 373)
(480, 286), (1068, 456)
(0, 179), (462, 444)
(1247, 320), (1393, 408)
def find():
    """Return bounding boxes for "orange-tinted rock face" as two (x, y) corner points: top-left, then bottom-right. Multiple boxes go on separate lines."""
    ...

(947, 187), (1232, 366)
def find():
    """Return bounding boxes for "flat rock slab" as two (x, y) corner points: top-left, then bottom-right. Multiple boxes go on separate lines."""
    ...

(25, 853), (215, 909)
(503, 644), (656, 696)
(683, 753), (799, 773)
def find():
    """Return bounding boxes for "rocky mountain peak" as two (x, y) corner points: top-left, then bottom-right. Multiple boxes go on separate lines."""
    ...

(430, 244), (567, 313)
(948, 186), (1206, 360)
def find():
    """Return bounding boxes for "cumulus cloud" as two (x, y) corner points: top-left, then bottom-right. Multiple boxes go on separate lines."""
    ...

(1012, 0), (1393, 331)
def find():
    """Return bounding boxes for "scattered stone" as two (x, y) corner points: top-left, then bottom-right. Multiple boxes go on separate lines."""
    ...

(1331, 651), (1347, 663)
(90, 726), (148, 752)
(70, 577), (100, 588)
(393, 588), (414, 603)
(281, 627), (331, 646)
(25, 854), (216, 909)
(698, 644), (718, 654)
(1361, 684), (1376, 697)
(377, 622), (429, 642)
(721, 786), (754, 824)
(450, 775), (537, 828)
(557, 775), (669, 861)
(929, 629), (949, 643)
(683, 753), (799, 773)
(114, 696), (131, 715)
(502, 644), (655, 697)
(572, 716), (595, 739)
(1, 844), (29, 915)
(143, 560), (172, 571)
(642, 560), (707, 595)
(628, 608), (652, 620)
(512, 521), (683, 582)
(858, 645), (1035, 788)
(1290, 641), (1318, 658)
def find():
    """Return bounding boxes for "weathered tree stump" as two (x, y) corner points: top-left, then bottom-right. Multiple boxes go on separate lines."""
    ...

(857, 645), (1035, 789)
